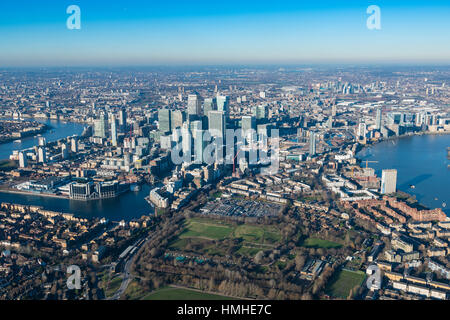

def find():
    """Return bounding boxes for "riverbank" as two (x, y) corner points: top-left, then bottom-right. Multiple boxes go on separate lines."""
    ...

(356, 133), (450, 216)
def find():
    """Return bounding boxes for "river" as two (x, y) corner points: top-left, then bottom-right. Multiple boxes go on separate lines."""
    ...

(357, 134), (450, 216)
(0, 118), (153, 221)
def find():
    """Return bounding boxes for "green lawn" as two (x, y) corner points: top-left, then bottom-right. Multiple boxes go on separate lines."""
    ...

(302, 238), (342, 249)
(143, 287), (233, 300)
(171, 218), (282, 257)
(326, 269), (366, 299)
(180, 219), (233, 240)
(105, 276), (123, 298)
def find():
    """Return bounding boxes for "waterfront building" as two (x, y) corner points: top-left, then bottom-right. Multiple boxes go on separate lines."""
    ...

(38, 147), (47, 163)
(94, 114), (108, 138)
(19, 152), (27, 168)
(381, 169), (397, 194)
(376, 108), (382, 130)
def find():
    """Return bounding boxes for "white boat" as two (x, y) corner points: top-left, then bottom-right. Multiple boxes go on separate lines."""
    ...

(13, 139), (22, 143)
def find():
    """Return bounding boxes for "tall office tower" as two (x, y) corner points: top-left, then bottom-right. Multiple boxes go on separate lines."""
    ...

(376, 108), (382, 130)
(208, 111), (226, 139)
(381, 169), (397, 194)
(187, 93), (202, 116)
(111, 117), (118, 147)
(191, 120), (204, 164)
(309, 132), (316, 156)
(357, 122), (367, 138)
(19, 152), (27, 168)
(94, 113), (108, 138)
(38, 137), (46, 146)
(216, 95), (229, 118)
(241, 115), (256, 134)
(252, 105), (268, 120)
(71, 137), (78, 153)
(118, 109), (127, 132)
(61, 143), (68, 159)
(181, 122), (192, 162)
(203, 97), (217, 116)
(331, 104), (337, 117)
(171, 110), (186, 130)
(38, 147), (47, 163)
(158, 109), (172, 134)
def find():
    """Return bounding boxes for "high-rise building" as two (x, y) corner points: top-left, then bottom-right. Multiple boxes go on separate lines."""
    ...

(61, 143), (68, 159)
(158, 109), (172, 134)
(241, 116), (256, 141)
(187, 93), (202, 116)
(71, 137), (78, 153)
(38, 137), (46, 146)
(94, 113), (108, 138)
(38, 147), (47, 163)
(171, 110), (185, 130)
(118, 109), (127, 132)
(309, 132), (316, 156)
(216, 95), (229, 118)
(111, 117), (118, 147)
(19, 152), (27, 168)
(191, 120), (204, 164)
(332, 104), (337, 117)
(252, 105), (268, 120)
(357, 122), (367, 138)
(376, 108), (382, 130)
(208, 111), (226, 139)
(203, 97), (217, 116)
(381, 169), (397, 194)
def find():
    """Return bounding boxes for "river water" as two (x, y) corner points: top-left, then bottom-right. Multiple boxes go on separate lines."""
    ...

(357, 134), (450, 216)
(0, 118), (153, 221)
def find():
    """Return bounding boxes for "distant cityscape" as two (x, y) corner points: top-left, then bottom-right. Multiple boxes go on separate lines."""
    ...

(0, 65), (449, 301)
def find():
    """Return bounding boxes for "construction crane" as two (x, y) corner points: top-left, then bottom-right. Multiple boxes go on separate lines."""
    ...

(363, 160), (378, 168)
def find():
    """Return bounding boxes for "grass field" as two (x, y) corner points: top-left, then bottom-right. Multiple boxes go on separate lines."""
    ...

(142, 287), (233, 300)
(326, 269), (366, 299)
(180, 219), (233, 240)
(105, 276), (123, 298)
(301, 238), (342, 249)
(170, 218), (282, 257)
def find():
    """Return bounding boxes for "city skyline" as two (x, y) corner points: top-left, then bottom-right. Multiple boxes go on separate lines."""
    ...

(1, 1), (450, 66)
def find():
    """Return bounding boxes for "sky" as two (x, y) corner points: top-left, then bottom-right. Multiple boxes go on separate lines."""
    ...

(0, 0), (449, 66)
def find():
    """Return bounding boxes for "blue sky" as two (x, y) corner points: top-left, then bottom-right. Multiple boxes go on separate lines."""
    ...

(0, 1), (449, 66)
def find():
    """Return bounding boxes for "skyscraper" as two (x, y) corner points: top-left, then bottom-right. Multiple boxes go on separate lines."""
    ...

(38, 147), (47, 163)
(216, 95), (229, 118)
(252, 105), (267, 120)
(203, 97), (217, 116)
(111, 116), (118, 147)
(309, 132), (316, 156)
(188, 93), (202, 116)
(381, 169), (397, 194)
(94, 113), (108, 138)
(158, 109), (172, 134)
(61, 143), (68, 159)
(208, 111), (226, 139)
(171, 110), (185, 130)
(191, 120), (204, 164)
(19, 152), (27, 168)
(118, 109), (127, 133)
(71, 137), (78, 153)
(376, 108), (382, 130)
